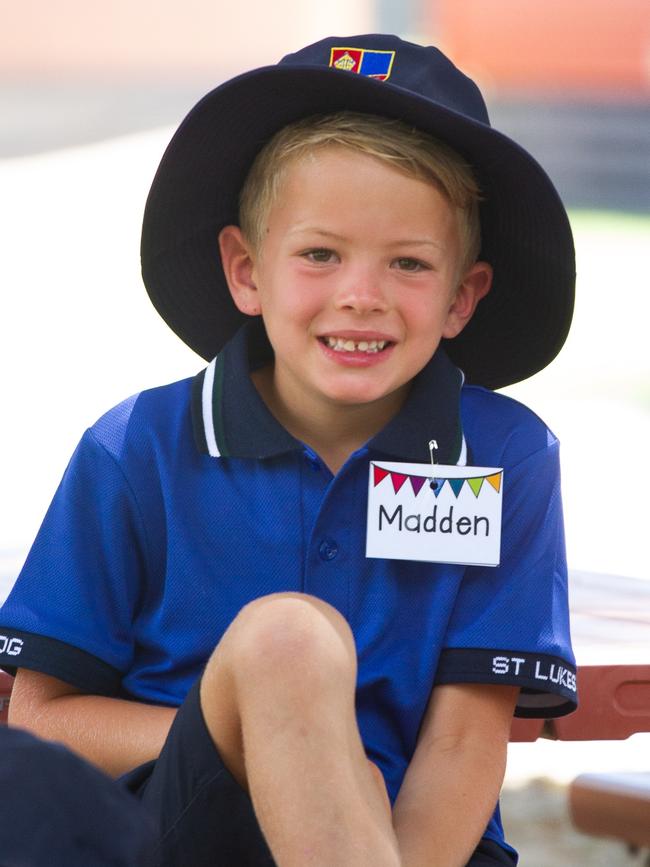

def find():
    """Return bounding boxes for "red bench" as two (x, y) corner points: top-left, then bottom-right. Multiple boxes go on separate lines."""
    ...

(509, 664), (650, 741)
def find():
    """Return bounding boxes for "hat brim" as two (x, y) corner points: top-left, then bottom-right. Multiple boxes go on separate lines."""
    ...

(141, 64), (575, 389)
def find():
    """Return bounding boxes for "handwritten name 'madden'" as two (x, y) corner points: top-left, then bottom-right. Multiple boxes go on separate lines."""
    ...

(366, 461), (503, 566)
(378, 504), (490, 537)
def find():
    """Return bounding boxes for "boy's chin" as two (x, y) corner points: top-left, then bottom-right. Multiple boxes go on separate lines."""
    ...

(321, 382), (409, 412)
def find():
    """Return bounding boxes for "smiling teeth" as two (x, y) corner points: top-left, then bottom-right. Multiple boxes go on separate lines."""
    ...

(325, 337), (387, 353)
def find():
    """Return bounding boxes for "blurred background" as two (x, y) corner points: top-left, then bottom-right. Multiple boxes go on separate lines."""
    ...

(1, 2), (649, 863)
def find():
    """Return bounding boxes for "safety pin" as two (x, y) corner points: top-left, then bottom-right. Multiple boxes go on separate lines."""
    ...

(429, 440), (440, 491)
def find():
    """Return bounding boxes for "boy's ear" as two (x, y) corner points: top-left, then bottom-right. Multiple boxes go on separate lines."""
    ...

(218, 225), (262, 316)
(442, 261), (493, 340)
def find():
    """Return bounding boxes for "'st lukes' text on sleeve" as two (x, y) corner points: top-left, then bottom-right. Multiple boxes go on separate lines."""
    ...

(436, 434), (577, 718)
(0, 412), (149, 694)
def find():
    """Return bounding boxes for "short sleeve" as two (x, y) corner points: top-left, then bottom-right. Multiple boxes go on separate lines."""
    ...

(435, 437), (577, 718)
(0, 428), (149, 694)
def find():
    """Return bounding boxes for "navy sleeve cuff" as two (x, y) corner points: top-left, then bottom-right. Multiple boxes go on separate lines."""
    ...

(0, 628), (122, 695)
(436, 647), (578, 719)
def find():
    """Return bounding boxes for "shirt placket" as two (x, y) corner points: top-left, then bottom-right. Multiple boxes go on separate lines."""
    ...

(300, 447), (359, 618)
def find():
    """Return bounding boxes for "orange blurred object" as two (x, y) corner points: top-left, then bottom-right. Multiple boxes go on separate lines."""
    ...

(429, 0), (650, 96)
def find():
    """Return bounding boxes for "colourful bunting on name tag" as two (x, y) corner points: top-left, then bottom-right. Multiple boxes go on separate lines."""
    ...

(372, 464), (503, 499)
(467, 477), (485, 497)
(486, 473), (502, 493)
(448, 478), (465, 498)
(431, 478), (446, 497)
(374, 465), (390, 486)
(410, 475), (427, 496)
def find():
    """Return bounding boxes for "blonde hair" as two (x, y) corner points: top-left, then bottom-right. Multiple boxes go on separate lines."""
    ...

(239, 112), (482, 278)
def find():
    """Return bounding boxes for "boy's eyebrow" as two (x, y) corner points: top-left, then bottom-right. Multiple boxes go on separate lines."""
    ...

(289, 227), (445, 251)
(287, 227), (346, 241)
(387, 239), (446, 251)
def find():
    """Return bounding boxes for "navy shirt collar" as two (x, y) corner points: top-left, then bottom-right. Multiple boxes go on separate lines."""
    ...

(192, 319), (465, 465)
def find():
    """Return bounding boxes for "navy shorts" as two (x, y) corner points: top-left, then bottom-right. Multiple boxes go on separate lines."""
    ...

(0, 726), (156, 867)
(122, 678), (516, 867)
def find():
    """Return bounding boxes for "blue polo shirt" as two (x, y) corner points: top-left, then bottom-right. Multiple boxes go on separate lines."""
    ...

(0, 321), (576, 852)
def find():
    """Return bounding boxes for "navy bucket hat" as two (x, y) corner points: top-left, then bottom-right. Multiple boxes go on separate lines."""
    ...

(141, 34), (575, 389)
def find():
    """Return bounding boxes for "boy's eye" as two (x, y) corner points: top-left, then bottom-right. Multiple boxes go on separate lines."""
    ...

(303, 248), (338, 264)
(393, 257), (429, 272)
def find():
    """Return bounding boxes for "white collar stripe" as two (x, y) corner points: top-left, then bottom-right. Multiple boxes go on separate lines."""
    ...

(458, 434), (467, 467)
(202, 358), (220, 457)
(456, 369), (467, 466)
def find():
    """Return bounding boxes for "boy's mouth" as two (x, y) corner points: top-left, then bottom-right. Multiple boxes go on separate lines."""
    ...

(319, 336), (392, 354)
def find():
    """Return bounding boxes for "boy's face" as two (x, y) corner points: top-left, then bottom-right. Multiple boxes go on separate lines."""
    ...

(221, 147), (490, 425)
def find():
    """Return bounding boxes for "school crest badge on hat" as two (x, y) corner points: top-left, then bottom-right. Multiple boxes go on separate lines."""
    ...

(329, 47), (395, 80)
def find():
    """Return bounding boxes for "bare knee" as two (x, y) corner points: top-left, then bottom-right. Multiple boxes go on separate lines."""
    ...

(199, 595), (356, 791)
(225, 593), (357, 688)
(199, 592), (357, 733)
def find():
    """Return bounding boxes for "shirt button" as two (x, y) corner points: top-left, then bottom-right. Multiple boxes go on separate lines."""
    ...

(318, 538), (339, 561)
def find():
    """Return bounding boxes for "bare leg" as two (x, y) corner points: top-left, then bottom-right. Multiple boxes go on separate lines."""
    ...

(200, 593), (400, 867)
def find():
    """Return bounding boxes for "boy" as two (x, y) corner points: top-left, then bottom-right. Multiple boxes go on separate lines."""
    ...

(0, 34), (577, 866)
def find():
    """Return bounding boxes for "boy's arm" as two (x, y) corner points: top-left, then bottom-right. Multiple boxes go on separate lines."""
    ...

(9, 668), (177, 778)
(392, 682), (519, 867)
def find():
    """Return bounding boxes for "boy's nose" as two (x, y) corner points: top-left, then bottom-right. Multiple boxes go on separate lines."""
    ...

(334, 269), (389, 315)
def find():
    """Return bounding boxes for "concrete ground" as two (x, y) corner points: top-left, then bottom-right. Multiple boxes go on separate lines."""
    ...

(501, 778), (648, 866)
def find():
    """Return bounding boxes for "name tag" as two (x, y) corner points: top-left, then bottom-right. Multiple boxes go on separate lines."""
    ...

(366, 461), (503, 566)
